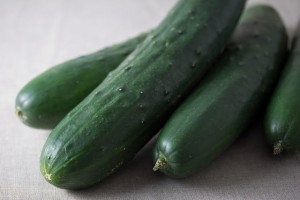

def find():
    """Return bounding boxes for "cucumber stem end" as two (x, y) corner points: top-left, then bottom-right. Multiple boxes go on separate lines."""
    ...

(153, 158), (168, 171)
(273, 141), (283, 155)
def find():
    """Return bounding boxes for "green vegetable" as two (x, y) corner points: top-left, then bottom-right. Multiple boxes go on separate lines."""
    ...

(153, 5), (288, 178)
(265, 21), (300, 154)
(40, 0), (245, 189)
(15, 33), (147, 129)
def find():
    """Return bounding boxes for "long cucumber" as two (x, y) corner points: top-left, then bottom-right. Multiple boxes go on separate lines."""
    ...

(153, 5), (288, 178)
(16, 33), (147, 129)
(265, 21), (300, 154)
(40, 0), (246, 189)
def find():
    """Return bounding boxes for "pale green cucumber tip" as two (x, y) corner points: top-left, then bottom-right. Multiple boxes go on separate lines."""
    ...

(15, 107), (27, 121)
(153, 158), (168, 171)
(41, 160), (54, 183)
(44, 173), (53, 181)
(273, 141), (283, 155)
(41, 166), (53, 182)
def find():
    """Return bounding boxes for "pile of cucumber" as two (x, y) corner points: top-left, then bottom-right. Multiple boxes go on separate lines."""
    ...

(15, 0), (300, 190)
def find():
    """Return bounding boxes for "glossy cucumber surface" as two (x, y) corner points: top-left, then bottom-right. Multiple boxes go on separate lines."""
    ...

(16, 33), (147, 129)
(265, 21), (300, 154)
(153, 5), (288, 178)
(40, 0), (246, 189)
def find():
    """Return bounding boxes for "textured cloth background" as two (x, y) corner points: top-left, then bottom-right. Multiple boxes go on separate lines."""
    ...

(1, 0), (300, 199)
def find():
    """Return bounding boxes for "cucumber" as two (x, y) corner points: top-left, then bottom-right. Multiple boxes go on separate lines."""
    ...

(40, 0), (246, 189)
(153, 5), (288, 178)
(265, 21), (300, 155)
(15, 33), (147, 129)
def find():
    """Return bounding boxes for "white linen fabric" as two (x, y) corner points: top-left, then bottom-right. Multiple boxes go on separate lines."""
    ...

(0, 0), (299, 199)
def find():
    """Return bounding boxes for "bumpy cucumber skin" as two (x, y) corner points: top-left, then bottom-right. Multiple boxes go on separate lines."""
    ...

(15, 33), (147, 129)
(153, 5), (288, 178)
(40, 0), (246, 189)
(265, 21), (300, 154)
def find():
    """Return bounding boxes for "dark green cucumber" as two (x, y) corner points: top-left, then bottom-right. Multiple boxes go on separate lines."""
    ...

(265, 21), (300, 154)
(15, 33), (147, 129)
(40, 0), (246, 189)
(153, 5), (288, 178)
